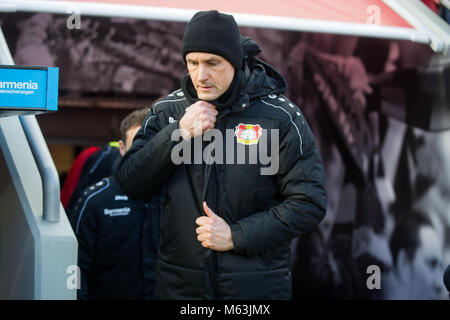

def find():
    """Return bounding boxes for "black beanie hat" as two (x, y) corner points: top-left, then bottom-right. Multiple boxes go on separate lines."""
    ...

(182, 10), (243, 71)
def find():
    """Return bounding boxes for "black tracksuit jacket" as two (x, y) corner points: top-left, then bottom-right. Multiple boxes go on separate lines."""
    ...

(116, 40), (327, 299)
(68, 176), (162, 300)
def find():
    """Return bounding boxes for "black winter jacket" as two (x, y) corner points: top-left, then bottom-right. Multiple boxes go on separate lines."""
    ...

(68, 176), (162, 300)
(116, 40), (327, 299)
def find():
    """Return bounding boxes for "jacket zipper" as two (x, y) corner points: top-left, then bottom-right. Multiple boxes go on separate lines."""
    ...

(201, 111), (229, 299)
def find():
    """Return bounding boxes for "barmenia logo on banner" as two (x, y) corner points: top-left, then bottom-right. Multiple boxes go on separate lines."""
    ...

(0, 80), (39, 95)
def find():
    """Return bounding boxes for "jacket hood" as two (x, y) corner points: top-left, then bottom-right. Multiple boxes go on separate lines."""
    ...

(239, 36), (287, 101)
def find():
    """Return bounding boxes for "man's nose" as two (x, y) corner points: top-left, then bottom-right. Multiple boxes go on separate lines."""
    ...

(197, 65), (209, 82)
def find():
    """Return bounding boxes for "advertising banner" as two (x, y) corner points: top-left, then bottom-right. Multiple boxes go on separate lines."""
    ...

(0, 65), (59, 116)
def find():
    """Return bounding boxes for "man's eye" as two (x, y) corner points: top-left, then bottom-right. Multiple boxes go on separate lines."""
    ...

(427, 258), (438, 269)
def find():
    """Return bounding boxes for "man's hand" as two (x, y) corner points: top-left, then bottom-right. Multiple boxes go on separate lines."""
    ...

(195, 202), (234, 251)
(179, 101), (218, 140)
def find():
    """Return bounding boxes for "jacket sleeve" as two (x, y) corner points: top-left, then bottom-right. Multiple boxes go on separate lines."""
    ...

(69, 190), (99, 300)
(115, 107), (181, 201)
(230, 109), (327, 256)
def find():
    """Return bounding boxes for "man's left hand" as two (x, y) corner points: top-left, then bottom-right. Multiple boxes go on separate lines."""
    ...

(195, 202), (234, 251)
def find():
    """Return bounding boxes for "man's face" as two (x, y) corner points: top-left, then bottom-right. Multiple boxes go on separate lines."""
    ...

(408, 226), (445, 299)
(186, 52), (235, 101)
(414, 130), (450, 232)
(119, 125), (141, 156)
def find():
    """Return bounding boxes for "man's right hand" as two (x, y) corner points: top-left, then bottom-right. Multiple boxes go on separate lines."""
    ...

(178, 101), (218, 140)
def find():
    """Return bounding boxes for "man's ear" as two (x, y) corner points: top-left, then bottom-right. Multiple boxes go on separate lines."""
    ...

(118, 139), (126, 156)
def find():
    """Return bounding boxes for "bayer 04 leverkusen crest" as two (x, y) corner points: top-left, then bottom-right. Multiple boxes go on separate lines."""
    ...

(234, 123), (263, 145)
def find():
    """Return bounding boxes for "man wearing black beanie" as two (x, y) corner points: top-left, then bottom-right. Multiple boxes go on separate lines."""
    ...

(116, 10), (327, 299)
(182, 10), (242, 72)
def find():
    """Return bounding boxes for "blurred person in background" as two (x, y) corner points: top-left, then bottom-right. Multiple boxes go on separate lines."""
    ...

(383, 211), (446, 300)
(68, 108), (163, 300)
(61, 142), (121, 211)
